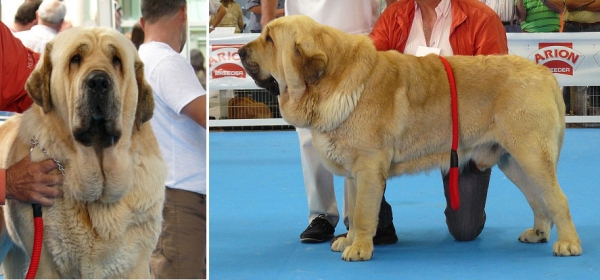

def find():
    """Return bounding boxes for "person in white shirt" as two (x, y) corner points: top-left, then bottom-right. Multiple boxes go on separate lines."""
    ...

(13, 0), (66, 53)
(480, 0), (521, 32)
(261, 0), (399, 245)
(138, 0), (207, 278)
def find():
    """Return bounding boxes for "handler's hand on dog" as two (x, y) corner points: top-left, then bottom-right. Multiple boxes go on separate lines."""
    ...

(6, 156), (64, 206)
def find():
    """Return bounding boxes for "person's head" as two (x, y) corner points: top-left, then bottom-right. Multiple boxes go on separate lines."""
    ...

(140, 0), (187, 52)
(13, 0), (43, 31)
(190, 49), (205, 73)
(130, 21), (145, 50)
(220, 0), (235, 7)
(37, 0), (67, 31)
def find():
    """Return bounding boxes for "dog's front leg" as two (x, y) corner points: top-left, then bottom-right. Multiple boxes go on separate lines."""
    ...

(331, 177), (356, 253)
(340, 168), (385, 261)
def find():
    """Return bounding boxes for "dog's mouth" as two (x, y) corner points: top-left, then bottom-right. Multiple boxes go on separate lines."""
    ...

(73, 70), (122, 148)
(241, 62), (280, 96)
(255, 76), (280, 96)
(74, 116), (121, 148)
(238, 48), (280, 96)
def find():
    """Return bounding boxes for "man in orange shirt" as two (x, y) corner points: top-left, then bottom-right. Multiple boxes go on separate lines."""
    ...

(0, 22), (63, 206)
(365, 0), (508, 242)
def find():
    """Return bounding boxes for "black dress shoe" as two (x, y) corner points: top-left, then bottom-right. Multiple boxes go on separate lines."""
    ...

(300, 214), (335, 243)
(330, 223), (398, 245)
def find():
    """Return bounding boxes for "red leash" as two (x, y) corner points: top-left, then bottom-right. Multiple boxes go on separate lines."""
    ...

(26, 204), (43, 279)
(438, 56), (460, 211)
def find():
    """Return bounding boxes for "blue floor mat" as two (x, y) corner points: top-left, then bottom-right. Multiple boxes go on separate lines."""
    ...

(209, 129), (600, 279)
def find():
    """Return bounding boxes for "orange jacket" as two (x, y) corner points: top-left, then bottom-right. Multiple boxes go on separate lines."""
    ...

(370, 0), (508, 55)
(1, 22), (37, 113)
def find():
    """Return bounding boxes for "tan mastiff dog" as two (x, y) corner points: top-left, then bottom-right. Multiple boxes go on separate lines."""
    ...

(238, 15), (581, 261)
(0, 27), (166, 277)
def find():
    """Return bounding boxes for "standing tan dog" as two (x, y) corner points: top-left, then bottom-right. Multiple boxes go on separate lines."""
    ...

(0, 27), (166, 277)
(239, 15), (581, 261)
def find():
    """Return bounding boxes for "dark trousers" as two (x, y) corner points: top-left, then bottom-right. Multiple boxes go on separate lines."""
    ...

(442, 164), (491, 241)
(376, 163), (491, 240)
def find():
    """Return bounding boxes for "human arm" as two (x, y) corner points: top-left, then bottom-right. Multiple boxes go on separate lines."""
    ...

(474, 16), (509, 55)
(210, 5), (226, 32)
(181, 95), (207, 129)
(370, 4), (405, 52)
(155, 54), (206, 129)
(543, 0), (566, 14)
(261, 0), (278, 27)
(248, 6), (261, 14)
(515, 0), (527, 23)
(248, 2), (283, 17)
(275, 8), (285, 17)
(566, 0), (600, 12)
(237, 6), (246, 32)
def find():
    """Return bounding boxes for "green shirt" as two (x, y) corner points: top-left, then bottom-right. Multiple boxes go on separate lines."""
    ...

(520, 0), (561, 32)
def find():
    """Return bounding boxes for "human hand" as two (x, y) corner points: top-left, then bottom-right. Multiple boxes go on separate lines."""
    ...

(6, 156), (64, 206)
(275, 8), (285, 18)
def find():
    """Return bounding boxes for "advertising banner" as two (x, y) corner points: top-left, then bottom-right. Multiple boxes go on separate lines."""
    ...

(209, 32), (600, 89)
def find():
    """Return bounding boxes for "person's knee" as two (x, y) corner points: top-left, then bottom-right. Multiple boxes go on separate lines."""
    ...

(446, 212), (486, 241)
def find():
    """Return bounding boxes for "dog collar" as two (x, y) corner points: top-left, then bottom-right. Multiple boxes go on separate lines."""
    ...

(30, 137), (66, 176)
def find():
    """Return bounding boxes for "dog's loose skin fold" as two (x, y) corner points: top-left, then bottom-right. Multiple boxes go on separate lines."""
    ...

(0, 27), (166, 278)
(239, 15), (581, 261)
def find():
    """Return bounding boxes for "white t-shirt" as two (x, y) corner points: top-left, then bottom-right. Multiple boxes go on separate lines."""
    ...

(285, 0), (380, 34)
(13, 25), (57, 53)
(138, 42), (207, 195)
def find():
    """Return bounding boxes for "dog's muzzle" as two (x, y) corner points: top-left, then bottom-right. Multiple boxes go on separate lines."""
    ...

(238, 46), (280, 96)
(73, 70), (121, 148)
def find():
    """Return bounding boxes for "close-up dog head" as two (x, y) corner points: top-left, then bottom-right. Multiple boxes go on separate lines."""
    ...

(239, 15), (376, 131)
(25, 26), (154, 149)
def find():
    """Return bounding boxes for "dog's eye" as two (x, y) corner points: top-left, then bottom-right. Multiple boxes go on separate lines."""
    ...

(112, 55), (121, 66)
(70, 54), (82, 65)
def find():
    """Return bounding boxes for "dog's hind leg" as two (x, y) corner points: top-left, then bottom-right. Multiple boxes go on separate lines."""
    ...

(498, 154), (552, 243)
(498, 150), (581, 256)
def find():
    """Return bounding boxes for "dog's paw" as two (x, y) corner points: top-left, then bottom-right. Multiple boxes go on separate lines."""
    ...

(331, 236), (351, 252)
(553, 240), (582, 256)
(518, 228), (549, 243)
(341, 241), (373, 261)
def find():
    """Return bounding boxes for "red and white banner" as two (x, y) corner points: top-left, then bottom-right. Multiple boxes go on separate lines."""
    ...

(507, 32), (600, 86)
(209, 34), (260, 90)
(209, 32), (600, 90)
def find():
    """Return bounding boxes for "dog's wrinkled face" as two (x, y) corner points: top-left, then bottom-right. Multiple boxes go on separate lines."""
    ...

(26, 27), (154, 149)
(239, 16), (332, 128)
(239, 15), (330, 95)
(238, 27), (282, 96)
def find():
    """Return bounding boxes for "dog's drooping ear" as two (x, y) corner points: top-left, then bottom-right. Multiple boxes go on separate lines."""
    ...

(298, 41), (327, 85)
(26, 42), (54, 113)
(134, 60), (154, 130)
(282, 39), (328, 95)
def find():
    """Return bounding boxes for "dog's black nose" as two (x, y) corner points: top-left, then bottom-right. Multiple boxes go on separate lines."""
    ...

(238, 47), (247, 59)
(86, 71), (111, 94)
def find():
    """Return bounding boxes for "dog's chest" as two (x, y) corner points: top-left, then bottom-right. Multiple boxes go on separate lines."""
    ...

(311, 133), (354, 176)
(42, 200), (131, 278)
